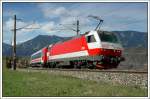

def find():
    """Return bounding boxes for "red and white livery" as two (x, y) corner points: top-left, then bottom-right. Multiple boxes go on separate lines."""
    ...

(30, 30), (124, 69)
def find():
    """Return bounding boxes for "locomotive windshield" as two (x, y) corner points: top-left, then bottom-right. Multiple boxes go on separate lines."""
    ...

(98, 31), (119, 43)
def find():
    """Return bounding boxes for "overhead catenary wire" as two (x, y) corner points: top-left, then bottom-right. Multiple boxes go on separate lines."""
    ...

(59, 20), (80, 36)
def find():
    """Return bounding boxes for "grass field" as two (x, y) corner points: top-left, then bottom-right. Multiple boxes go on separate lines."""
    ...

(2, 68), (148, 97)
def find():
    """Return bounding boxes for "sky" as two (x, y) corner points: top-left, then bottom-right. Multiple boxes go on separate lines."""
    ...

(2, 2), (148, 44)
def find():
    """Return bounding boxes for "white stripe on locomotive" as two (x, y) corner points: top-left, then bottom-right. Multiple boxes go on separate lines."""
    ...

(48, 50), (89, 60)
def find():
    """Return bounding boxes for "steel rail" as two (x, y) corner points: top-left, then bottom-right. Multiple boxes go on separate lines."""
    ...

(27, 67), (148, 74)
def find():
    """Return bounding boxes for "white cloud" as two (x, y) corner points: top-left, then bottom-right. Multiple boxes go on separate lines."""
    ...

(40, 5), (69, 19)
(54, 7), (67, 16)
(39, 4), (93, 33)
(39, 3), (147, 35)
(3, 18), (58, 44)
(3, 3), (147, 44)
(41, 22), (55, 33)
(4, 18), (56, 33)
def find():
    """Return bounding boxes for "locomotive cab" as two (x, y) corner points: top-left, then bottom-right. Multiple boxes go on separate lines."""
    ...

(85, 30), (124, 68)
(85, 30), (122, 50)
(98, 31), (123, 50)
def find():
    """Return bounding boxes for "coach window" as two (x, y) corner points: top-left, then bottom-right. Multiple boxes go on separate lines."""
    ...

(86, 35), (96, 43)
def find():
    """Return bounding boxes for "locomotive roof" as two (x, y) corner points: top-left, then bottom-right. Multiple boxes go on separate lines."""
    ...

(31, 49), (42, 56)
(53, 34), (84, 45)
(49, 30), (106, 46)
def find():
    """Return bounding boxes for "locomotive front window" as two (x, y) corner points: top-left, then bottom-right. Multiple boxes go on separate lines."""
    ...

(98, 32), (118, 43)
(86, 35), (96, 43)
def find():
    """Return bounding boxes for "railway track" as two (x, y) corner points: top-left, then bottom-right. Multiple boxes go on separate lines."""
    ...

(27, 67), (148, 74)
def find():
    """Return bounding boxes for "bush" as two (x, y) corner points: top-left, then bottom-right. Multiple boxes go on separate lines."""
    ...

(5, 57), (12, 69)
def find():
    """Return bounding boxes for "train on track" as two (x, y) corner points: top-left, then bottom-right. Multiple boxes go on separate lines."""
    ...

(30, 30), (124, 69)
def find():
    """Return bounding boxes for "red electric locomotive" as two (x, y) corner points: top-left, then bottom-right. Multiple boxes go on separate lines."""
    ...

(30, 17), (124, 69)
(30, 30), (124, 69)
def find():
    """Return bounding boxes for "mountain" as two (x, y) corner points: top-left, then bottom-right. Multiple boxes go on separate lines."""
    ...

(2, 43), (12, 56)
(113, 31), (147, 48)
(2, 30), (147, 56)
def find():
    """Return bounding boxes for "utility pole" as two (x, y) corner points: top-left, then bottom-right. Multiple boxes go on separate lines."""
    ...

(12, 15), (16, 70)
(11, 15), (40, 70)
(77, 20), (79, 36)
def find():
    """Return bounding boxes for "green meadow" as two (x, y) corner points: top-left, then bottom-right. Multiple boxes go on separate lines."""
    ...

(2, 67), (147, 97)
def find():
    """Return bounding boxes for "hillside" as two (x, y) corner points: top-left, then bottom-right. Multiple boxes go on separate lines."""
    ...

(118, 47), (147, 70)
(113, 31), (147, 48)
(2, 43), (12, 56)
